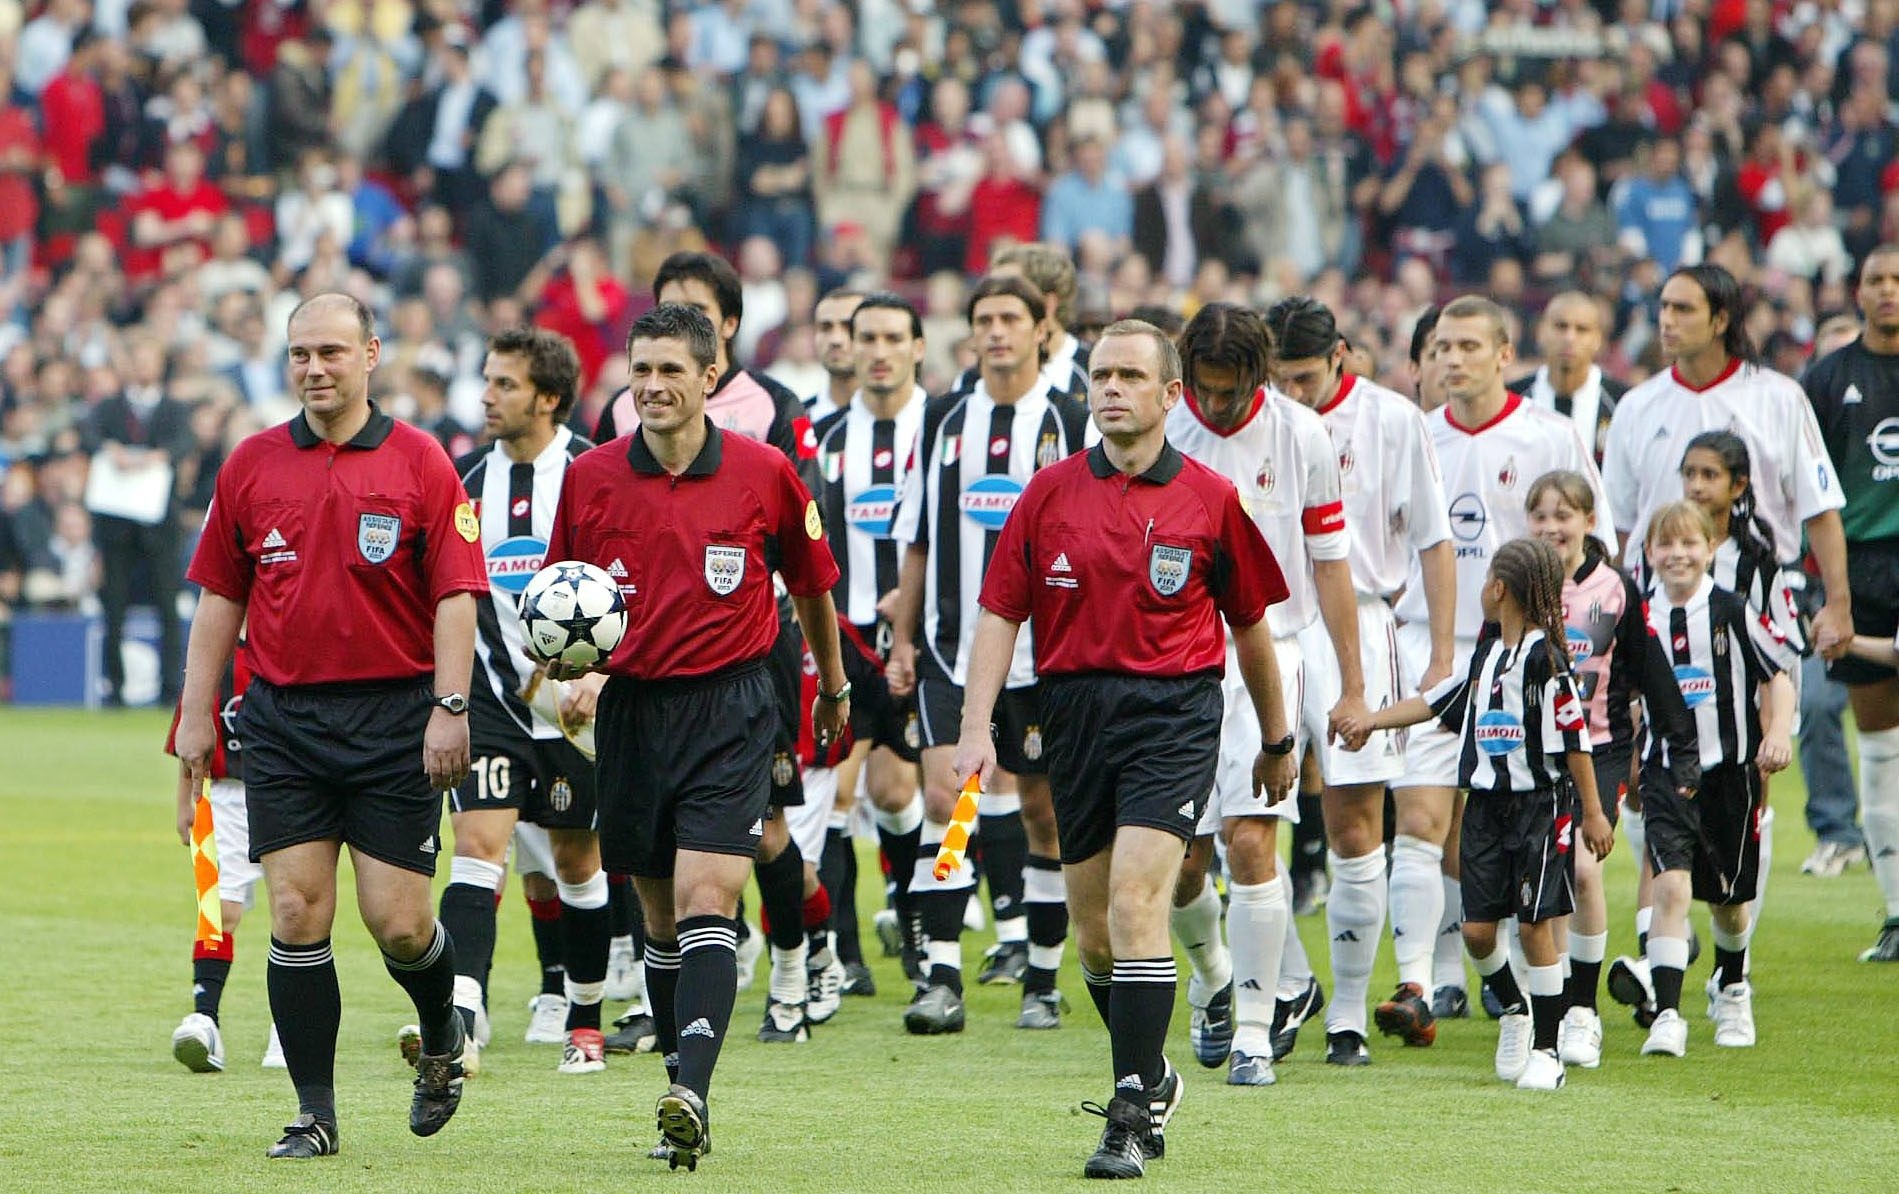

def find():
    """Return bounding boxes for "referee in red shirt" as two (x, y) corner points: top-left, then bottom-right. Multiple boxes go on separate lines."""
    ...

(953, 321), (1295, 1179)
(544, 303), (849, 1170)
(175, 293), (490, 1158)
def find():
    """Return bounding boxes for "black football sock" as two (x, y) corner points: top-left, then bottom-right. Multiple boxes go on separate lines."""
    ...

(559, 873), (613, 1033)
(755, 842), (807, 951)
(1714, 946), (1748, 990)
(383, 921), (458, 1054)
(980, 808), (1028, 945)
(1480, 965), (1527, 1017)
(1024, 854), (1068, 995)
(607, 873), (635, 938)
(527, 894), (566, 995)
(193, 936), (234, 1023)
(821, 826), (864, 966)
(646, 936), (681, 1081)
(877, 821), (923, 927)
(268, 938), (339, 1122)
(1111, 959), (1175, 1093)
(918, 887), (968, 993)
(1567, 958), (1602, 1011)
(674, 916), (740, 1099)
(1291, 792), (1327, 885)
(1081, 963), (1113, 1027)
(439, 879), (498, 991)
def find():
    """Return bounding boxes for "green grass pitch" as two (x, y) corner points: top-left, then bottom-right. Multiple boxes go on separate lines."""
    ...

(0, 708), (1893, 1192)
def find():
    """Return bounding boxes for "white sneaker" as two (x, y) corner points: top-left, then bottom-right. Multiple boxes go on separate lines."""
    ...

(1516, 1048), (1566, 1090)
(806, 934), (846, 1024)
(452, 975), (492, 1048)
(172, 1012), (224, 1073)
(1642, 1008), (1688, 1057)
(606, 936), (643, 1002)
(525, 993), (570, 1044)
(1494, 1012), (1533, 1082)
(735, 928), (764, 992)
(1711, 983), (1756, 1047)
(261, 1023), (286, 1069)
(1556, 1006), (1602, 1069)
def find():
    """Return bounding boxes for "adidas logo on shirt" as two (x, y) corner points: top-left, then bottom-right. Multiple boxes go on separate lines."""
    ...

(1051, 552), (1073, 573)
(262, 528), (287, 549)
(680, 1018), (716, 1040)
(1844, 384), (1864, 405)
(607, 558), (628, 578)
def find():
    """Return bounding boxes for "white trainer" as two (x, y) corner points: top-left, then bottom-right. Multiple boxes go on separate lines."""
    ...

(1556, 1006), (1602, 1069)
(525, 993), (570, 1044)
(606, 936), (643, 1002)
(1711, 983), (1756, 1047)
(806, 935), (846, 1024)
(172, 1012), (224, 1073)
(735, 928), (765, 992)
(1516, 1048), (1566, 1090)
(1642, 1008), (1688, 1057)
(452, 975), (492, 1047)
(1494, 1012), (1533, 1082)
(261, 1023), (286, 1069)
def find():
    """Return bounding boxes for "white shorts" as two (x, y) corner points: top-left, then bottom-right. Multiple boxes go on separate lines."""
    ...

(1298, 594), (1407, 787)
(512, 820), (555, 878)
(784, 765), (840, 864)
(1199, 636), (1314, 833)
(209, 778), (262, 906)
(1393, 624), (1475, 790)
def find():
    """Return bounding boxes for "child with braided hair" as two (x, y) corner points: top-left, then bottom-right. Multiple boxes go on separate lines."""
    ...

(1336, 538), (1613, 1091)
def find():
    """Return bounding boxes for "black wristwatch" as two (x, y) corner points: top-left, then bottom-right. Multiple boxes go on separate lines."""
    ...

(434, 693), (469, 715)
(817, 681), (852, 704)
(1261, 733), (1295, 756)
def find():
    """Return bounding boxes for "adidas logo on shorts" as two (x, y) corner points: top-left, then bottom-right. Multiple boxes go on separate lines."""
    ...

(680, 1018), (716, 1040)
(1177, 801), (1194, 819)
(749, 819), (764, 837)
(262, 528), (287, 549)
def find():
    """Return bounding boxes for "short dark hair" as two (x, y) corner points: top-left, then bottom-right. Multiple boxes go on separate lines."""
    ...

(965, 274), (1047, 327)
(627, 303), (719, 370)
(1409, 305), (1441, 366)
(1178, 302), (1276, 399)
(1127, 304), (1186, 337)
(1666, 264), (1755, 363)
(1094, 319), (1182, 385)
(489, 326), (582, 420)
(818, 286), (867, 310)
(287, 292), (375, 343)
(653, 251), (744, 330)
(849, 292), (922, 339)
(1263, 296), (1341, 362)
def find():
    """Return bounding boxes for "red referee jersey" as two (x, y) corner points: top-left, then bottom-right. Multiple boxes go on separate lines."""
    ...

(980, 442), (1288, 676)
(188, 407), (490, 687)
(545, 420), (841, 680)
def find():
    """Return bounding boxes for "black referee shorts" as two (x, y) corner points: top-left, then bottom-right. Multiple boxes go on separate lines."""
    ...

(238, 677), (441, 875)
(594, 661), (776, 878)
(1458, 785), (1576, 925)
(916, 655), (1047, 775)
(1039, 673), (1222, 865)
(450, 721), (597, 832)
(1641, 758), (1761, 906)
(768, 616), (806, 808)
(1830, 537), (1899, 685)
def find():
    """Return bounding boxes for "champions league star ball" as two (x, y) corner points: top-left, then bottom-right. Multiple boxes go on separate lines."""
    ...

(519, 561), (628, 669)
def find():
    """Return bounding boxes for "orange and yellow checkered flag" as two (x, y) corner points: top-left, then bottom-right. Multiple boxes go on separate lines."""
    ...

(191, 780), (222, 947)
(932, 775), (983, 881)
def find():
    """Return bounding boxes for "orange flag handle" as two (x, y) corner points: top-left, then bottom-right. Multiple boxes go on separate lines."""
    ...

(191, 780), (223, 946)
(931, 775), (984, 881)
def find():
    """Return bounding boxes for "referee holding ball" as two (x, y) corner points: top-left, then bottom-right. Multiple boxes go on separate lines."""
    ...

(175, 293), (490, 1158)
(951, 320), (1295, 1179)
(543, 303), (849, 1170)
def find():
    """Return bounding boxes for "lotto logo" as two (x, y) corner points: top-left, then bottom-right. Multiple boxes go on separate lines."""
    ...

(1553, 693), (1585, 732)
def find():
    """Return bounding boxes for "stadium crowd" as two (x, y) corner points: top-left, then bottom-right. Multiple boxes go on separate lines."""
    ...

(4, 0), (1899, 695)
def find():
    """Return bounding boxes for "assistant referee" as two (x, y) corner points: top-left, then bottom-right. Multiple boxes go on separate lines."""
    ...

(543, 303), (849, 1170)
(176, 293), (490, 1158)
(951, 320), (1295, 1180)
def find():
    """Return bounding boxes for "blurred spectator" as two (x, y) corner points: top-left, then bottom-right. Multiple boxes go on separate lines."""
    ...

(1616, 136), (1701, 271)
(1379, 101), (1473, 277)
(601, 65), (694, 272)
(1767, 189), (1855, 283)
(1232, 115), (1347, 285)
(275, 150), (356, 276)
(0, 58), (39, 293)
(130, 140), (228, 278)
(465, 164), (555, 304)
(265, 27), (332, 172)
(531, 236), (632, 396)
(570, 0), (663, 95)
(382, 29), (495, 214)
(735, 87), (816, 268)
(15, 0), (87, 96)
(814, 59), (915, 265)
(1133, 135), (1222, 290)
(329, 6), (409, 163)
(21, 501), (100, 613)
(965, 132), (1041, 275)
(1041, 134), (1132, 256)
(735, 236), (788, 365)
(476, 49), (582, 237)
(1534, 156), (1618, 285)
(913, 75), (982, 276)
(1453, 163), (1532, 285)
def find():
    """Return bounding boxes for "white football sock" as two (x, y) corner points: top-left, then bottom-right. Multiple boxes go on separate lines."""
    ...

(769, 941), (809, 1004)
(1324, 849), (1386, 1035)
(1861, 727), (1899, 918)
(1277, 870), (1315, 998)
(1388, 835), (1444, 991)
(1227, 878), (1287, 1057)
(1752, 805), (1774, 925)
(1170, 874), (1231, 1003)
(1623, 805), (1647, 869)
(1433, 873), (1467, 992)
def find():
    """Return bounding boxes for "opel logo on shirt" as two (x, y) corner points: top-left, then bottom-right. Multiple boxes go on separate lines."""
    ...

(1448, 493), (1487, 541)
(1868, 417), (1899, 479)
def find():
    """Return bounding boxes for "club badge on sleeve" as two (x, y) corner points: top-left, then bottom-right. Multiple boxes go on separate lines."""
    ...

(358, 513), (401, 564)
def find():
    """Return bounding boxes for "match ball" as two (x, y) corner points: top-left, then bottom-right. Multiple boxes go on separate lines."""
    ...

(519, 560), (628, 669)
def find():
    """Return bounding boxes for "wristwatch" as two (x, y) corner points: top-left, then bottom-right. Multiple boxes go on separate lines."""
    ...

(434, 693), (469, 715)
(1261, 733), (1296, 756)
(817, 681), (853, 704)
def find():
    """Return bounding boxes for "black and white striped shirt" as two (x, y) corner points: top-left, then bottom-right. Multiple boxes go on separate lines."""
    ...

(1644, 575), (1793, 772)
(458, 427), (592, 740)
(813, 387), (927, 631)
(890, 379), (1090, 687)
(1425, 627), (1592, 795)
(950, 334), (1090, 404)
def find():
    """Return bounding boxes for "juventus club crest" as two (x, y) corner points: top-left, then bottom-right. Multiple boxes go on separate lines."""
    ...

(1149, 544), (1192, 597)
(357, 513), (401, 564)
(549, 777), (573, 812)
(704, 545), (746, 595)
(1023, 725), (1044, 761)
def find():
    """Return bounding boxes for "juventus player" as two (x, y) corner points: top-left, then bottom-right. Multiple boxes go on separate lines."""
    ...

(1508, 292), (1627, 467)
(886, 274), (1091, 1034)
(431, 328), (613, 1076)
(812, 294), (930, 985)
(1375, 297), (1615, 1049)
(1801, 244), (1899, 961)
(1165, 302), (1368, 1087)
(808, 289), (866, 423)
(1265, 298), (1457, 1066)
(948, 243), (1091, 402)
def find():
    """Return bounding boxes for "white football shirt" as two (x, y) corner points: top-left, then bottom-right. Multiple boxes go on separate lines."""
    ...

(1169, 387), (1347, 637)
(1312, 374), (1454, 599)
